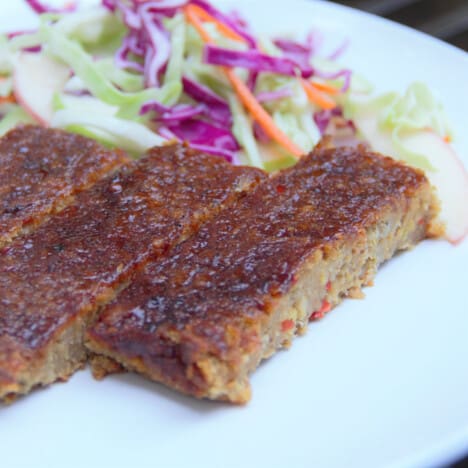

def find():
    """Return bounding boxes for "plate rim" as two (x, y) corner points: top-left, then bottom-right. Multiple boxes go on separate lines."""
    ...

(1, 1), (468, 468)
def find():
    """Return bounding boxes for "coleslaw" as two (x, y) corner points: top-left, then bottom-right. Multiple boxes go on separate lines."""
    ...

(0, 0), (452, 171)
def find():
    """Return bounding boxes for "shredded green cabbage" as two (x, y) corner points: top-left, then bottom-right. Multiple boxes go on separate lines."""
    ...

(41, 25), (180, 114)
(257, 36), (282, 57)
(273, 110), (313, 154)
(53, 6), (125, 49)
(228, 94), (263, 168)
(0, 105), (36, 137)
(0, 76), (12, 97)
(382, 82), (452, 139)
(53, 93), (118, 116)
(0, 35), (13, 74)
(95, 59), (144, 93)
(8, 32), (42, 52)
(345, 82), (452, 171)
(52, 109), (166, 154)
(0, 2), (456, 174)
(163, 12), (186, 104)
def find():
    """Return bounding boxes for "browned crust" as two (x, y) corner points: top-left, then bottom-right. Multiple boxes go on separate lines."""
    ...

(0, 144), (265, 401)
(87, 145), (439, 403)
(89, 354), (125, 380)
(0, 125), (128, 248)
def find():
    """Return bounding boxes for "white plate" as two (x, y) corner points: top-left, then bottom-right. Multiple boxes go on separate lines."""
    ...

(1, 2), (468, 468)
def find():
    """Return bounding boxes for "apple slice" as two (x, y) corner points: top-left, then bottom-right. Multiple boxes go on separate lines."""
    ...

(401, 131), (468, 244)
(353, 112), (468, 244)
(13, 52), (70, 125)
(352, 111), (396, 158)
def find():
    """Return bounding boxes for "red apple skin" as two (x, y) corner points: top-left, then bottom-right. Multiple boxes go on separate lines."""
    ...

(354, 113), (468, 244)
(401, 131), (468, 245)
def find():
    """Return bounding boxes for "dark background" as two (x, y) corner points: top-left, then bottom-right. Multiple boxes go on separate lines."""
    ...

(330, 0), (468, 51)
(328, 2), (468, 467)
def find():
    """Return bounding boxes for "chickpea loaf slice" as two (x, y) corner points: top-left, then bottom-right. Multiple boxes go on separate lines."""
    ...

(87, 144), (438, 403)
(0, 144), (265, 402)
(0, 125), (128, 248)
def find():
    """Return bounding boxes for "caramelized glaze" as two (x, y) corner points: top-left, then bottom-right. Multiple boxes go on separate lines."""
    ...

(90, 146), (428, 366)
(0, 125), (127, 246)
(0, 144), (264, 356)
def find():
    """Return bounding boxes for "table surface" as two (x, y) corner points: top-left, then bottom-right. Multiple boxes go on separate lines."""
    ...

(330, 3), (468, 466)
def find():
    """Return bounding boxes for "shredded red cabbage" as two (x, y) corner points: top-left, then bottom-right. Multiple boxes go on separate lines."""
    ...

(155, 113), (239, 162)
(104, 1), (184, 87)
(314, 68), (352, 92)
(274, 32), (351, 91)
(20, 0), (355, 162)
(228, 10), (248, 30)
(25, 0), (77, 14)
(64, 89), (92, 97)
(256, 88), (293, 103)
(189, 0), (256, 48)
(181, 77), (232, 126)
(306, 30), (324, 55)
(142, 0), (188, 9)
(139, 6), (170, 87)
(327, 38), (350, 61)
(140, 100), (171, 115)
(181, 76), (226, 107)
(7, 30), (37, 38)
(246, 70), (258, 92)
(160, 104), (206, 122)
(101, 0), (116, 12)
(273, 39), (311, 67)
(137, 0), (188, 17)
(158, 125), (177, 140)
(141, 92), (230, 139)
(141, 101), (206, 122)
(168, 119), (239, 150)
(226, 8), (258, 90)
(166, 119), (239, 162)
(127, 34), (145, 56)
(253, 121), (271, 144)
(273, 31), (328, 70)
(187, 143), (235, 161)
(314, 108), (340, 135)
(204, 45), (313, 79)
(102, 0), (187, 13)
(115, 37), (145, 73)
(158, 125), (238, 161)
(109, 1), (142, 29)
(7, 30), (41, 53)
(314, 107), (356, 137)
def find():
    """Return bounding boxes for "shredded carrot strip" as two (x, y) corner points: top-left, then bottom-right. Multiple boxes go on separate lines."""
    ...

(225, 69), (303, 157)
(301, 79), (336, 110)
(184, 6), (303, 159)
(184, 5), (212, 42)
(311, 80), (340, 95)
(443, 135), (452, 143)
(186, 4), (245, 43)
(0, 95), (16, 105)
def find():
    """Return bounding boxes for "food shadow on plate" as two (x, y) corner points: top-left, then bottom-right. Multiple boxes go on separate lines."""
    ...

(0, 239), (437, 414)
(0, 375), (74, 412)
(108, 371), (234, 413)
(0, 370), (227, 414)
